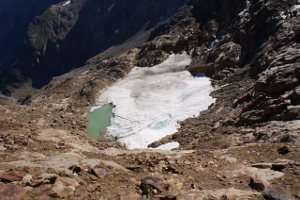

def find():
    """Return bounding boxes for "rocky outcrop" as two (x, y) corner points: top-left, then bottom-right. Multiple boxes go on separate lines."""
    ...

(141, 0), (300, 126)
(136, 0), (246, 67)
(234, 1), (300, 125)
(135, 5), (201, 67)
(192, 0), (300, 125)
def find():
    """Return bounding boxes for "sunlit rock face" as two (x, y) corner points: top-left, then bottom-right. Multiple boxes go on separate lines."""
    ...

(97, 53), (215, 150)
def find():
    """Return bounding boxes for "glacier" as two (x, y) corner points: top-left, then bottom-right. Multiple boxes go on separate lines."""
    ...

(96, 53), (215, 150)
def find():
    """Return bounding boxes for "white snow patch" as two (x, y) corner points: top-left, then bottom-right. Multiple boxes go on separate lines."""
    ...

(62, 0), (71, 7)
(292, 4), (300, 14)
(97, 53), (215, 149)
(155, 142), (180, 150)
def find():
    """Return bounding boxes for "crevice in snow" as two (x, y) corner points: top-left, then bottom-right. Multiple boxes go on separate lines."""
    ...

(96, 53), (215, 150)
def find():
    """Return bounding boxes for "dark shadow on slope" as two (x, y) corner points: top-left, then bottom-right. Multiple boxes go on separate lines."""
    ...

(21, 0), (188, 88)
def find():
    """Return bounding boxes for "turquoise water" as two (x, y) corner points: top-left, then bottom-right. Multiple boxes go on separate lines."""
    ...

(87, 104), (113, 139)
(150, 119), (169, 129)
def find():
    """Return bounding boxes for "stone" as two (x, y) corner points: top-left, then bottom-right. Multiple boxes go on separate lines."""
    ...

(263, 187), (295, 200)
(158, 195), (177, 200)
(271, 163), (287, 172)
(249, 177), (266, 191)
(33, 173), (57, 187)
(0, 171), (24, 183)
(277, 146), (290, 155)
(126, 165), (144, 172)
(22, 174), (33, 186)
(291, 86), (300, 104)
(280, 134), (295, 143)
(293, 167), (300, 176)
(188, 63), (215, 76)
(51, 177), (79, 198)
(286, 105), (300, 119)
(0, 144), (7, 151)
(220, 194), (228, 200)
(251, 163), (272, 169)
(140, 176), (167, 196)
(0, 184), (25, 200)
(90, 168), (108, 179)
(69, 165), (82, 174)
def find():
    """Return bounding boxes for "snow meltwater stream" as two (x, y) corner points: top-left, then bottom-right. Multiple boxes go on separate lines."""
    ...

(88, 53), (215, 150)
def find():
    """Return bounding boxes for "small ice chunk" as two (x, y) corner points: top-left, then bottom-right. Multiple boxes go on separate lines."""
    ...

(155, 142), (180, 150)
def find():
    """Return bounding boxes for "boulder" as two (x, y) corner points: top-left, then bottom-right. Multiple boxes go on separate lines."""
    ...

(51, 177), (79, 198)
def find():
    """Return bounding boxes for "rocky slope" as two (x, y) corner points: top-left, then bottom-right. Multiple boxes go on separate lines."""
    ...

(0, 0), (299, 199)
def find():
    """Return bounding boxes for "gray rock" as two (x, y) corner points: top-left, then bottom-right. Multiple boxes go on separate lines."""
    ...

(263, 187), (295, 200)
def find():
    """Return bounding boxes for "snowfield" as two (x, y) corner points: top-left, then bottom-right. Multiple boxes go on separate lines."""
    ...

(97, 53), (215, 150)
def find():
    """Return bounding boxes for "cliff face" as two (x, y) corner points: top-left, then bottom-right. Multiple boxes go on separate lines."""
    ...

(0, 0), (187, 90)
(0, 0), (63, 71)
